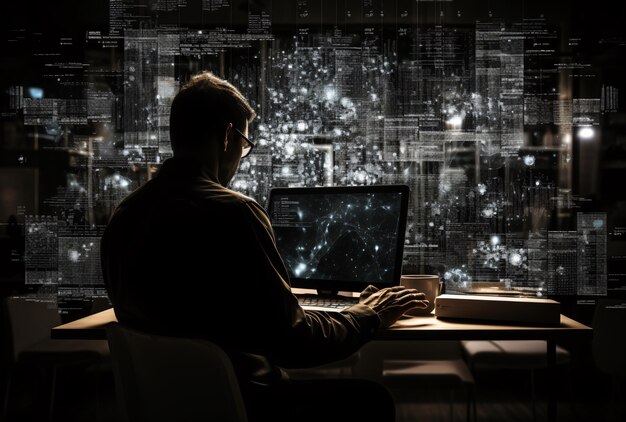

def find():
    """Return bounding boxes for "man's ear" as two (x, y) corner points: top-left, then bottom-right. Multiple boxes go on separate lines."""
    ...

(223, 123), (233, 152)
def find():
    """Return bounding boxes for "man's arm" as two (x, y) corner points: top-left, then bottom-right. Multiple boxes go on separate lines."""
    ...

(238, 200), (381, 368)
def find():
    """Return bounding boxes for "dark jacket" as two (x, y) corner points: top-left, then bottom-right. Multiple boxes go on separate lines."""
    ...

(100, 157), (381, 389)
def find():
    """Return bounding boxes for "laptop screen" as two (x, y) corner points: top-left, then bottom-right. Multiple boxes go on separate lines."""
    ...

(267, 185), (410, 292)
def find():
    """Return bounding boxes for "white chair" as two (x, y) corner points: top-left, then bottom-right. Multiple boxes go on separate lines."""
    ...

(1, 295), (110, 421)
(105, 322), (248, 422)
(461, 340), (570, 420)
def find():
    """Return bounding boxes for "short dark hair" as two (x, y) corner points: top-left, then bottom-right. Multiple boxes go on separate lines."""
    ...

(169, 72), (256, 152)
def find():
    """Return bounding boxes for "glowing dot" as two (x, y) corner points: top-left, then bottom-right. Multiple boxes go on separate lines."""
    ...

(324, 87), (336, 101)
(446, 115), (463, 127)
(509, 253), (522, 266)
(490, 235), (500, 245)
(68, 250), (80, 262)
(294, 263), (307, 276)
(577, 126), (594, 140)
(481, 208), (495, 218)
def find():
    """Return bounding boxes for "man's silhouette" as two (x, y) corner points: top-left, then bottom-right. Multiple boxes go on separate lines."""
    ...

(100, 71), (428, 421)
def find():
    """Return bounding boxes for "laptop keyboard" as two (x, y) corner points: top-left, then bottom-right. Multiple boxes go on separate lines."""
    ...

(297, 295), (359, 312)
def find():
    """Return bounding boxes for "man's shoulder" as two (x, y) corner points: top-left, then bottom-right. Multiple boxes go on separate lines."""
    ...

(194, 182), (253, 204)
(200, 185), (266, 216)
(107, 177), (267, 227)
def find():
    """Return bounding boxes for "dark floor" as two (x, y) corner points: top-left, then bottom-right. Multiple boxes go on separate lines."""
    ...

(3, 356), (625, 421)
(390, 368), (624, 422)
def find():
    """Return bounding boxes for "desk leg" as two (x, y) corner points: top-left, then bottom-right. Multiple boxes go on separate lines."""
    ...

(547, 338), (557, 422)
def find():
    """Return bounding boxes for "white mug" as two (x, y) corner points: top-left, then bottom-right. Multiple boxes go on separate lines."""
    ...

(400, 274), (442, 316)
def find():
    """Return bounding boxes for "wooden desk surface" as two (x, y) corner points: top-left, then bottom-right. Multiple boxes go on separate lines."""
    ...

(51, 307), (591, 341)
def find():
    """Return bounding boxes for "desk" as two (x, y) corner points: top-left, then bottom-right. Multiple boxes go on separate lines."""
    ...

(51, 308), (591, 421)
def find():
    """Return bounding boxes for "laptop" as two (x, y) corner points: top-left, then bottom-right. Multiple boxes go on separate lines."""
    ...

(267, 184), (410, 312)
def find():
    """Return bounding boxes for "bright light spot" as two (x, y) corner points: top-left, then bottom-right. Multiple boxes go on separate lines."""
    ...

(294, 263), (307, 276)
(509, 253), (522, 266)
(481, 208), (495, 218)
(490, 235), (500, 246)
(578, 126), (595, 140)
(28, 87), (44, 99)
(233, 179), (248, 190)
(523, 155), (535, 166)
(68, 250), (80, 262)
(446, 115), (463, 128)
(354, 170), (366, 183)
(324, 86), (337, 101)
(296, 121), (308, 132)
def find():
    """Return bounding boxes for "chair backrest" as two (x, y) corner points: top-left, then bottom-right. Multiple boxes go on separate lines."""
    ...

(4, 296), (62, 363)
(592, 298), (626, 378)
(105, 322), (248, 422)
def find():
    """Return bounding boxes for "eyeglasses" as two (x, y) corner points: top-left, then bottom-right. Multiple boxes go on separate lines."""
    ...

(232, 127), (255, 158)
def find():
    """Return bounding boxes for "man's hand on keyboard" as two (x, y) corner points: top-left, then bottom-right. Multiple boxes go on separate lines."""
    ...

(359, 285), (428, 328)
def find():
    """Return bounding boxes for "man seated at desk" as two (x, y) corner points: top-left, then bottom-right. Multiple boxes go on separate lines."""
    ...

(100, 71), (429, 422)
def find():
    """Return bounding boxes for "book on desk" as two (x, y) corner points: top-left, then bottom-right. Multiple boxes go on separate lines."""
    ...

(434, 294), (561, 325)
